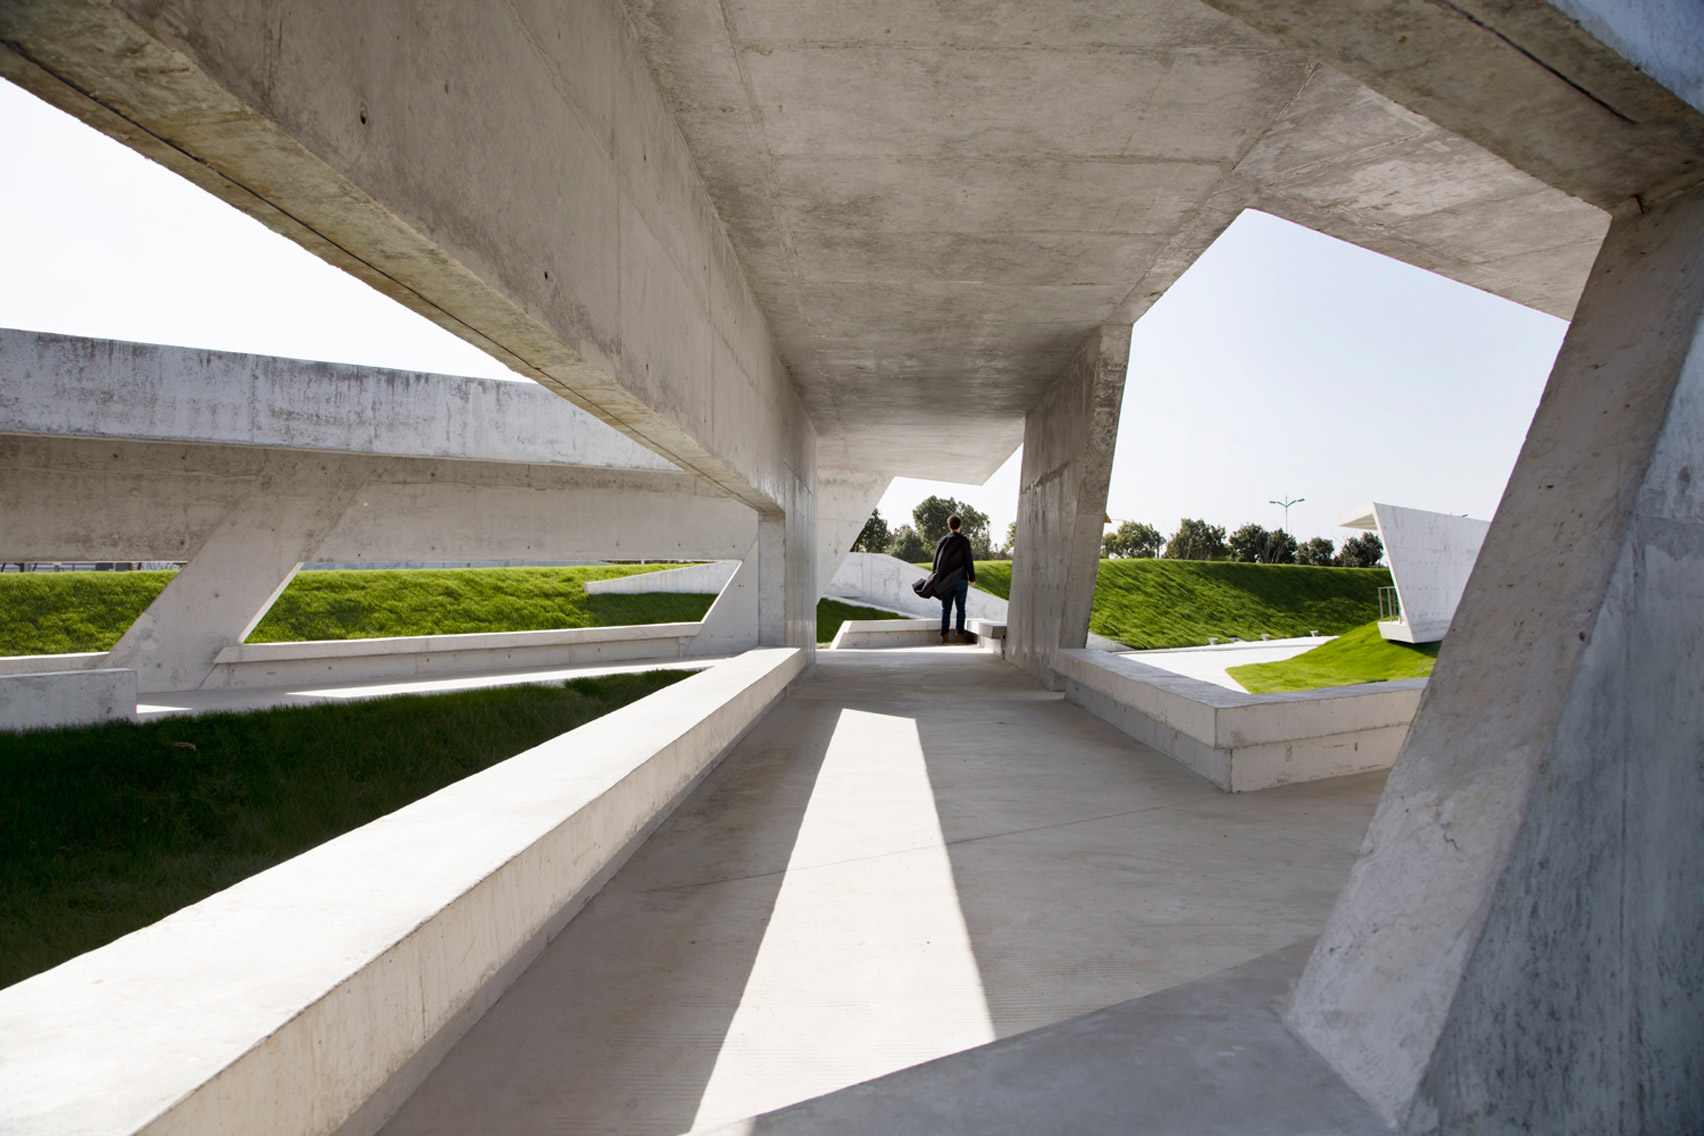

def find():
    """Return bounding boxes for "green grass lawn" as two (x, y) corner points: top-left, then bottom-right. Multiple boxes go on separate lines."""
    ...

(0, 669), (695, 989)
(816, 597), (907, 644)
(0, 564), (701, 655)
(1227, 622), (1440, 693)
(968, 559), (1389, 649)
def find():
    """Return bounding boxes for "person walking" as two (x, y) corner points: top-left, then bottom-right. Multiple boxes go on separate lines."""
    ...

(932, 514), (976, 645)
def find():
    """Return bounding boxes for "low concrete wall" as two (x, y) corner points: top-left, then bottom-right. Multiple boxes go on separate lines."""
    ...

(0, 668), (137, 732)
(204, 624), (704, 688)
(828, 618), (949, 649)
(1056, 649), (1423, 792)
(0, 647), (805, 1136)
(0, 651), (105, 677)
(583, 561), (738, 595)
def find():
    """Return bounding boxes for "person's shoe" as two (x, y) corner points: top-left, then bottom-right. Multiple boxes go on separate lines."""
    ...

(940, 631), (950, 645)
(957, 631), (977, 645)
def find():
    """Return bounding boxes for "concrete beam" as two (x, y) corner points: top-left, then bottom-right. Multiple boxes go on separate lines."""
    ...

(1006, 325), (1130, 689)
(1200, 0), (1704, 211)
(0, 2), (813, 516)
(1289, 181), (1704, 1130)
(0, 330), (674, 470)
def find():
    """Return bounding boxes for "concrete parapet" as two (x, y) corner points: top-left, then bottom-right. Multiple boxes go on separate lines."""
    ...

(583, 561), (738, 595)
(0, 651), (105, 677)
(202, 624), (706, 689)
(0, 668), (136, 732)
(1056, 649), (1421, 793)
(0, 647), (805, 1136)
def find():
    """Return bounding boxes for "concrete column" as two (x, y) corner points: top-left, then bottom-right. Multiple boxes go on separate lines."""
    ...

(1289, 183), (1704, 1132)
(1007, 324), (1130, 688)
(105, 455), (367, 694)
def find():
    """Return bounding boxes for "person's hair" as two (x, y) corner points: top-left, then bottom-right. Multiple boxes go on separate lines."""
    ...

(948, 514), (963, 531)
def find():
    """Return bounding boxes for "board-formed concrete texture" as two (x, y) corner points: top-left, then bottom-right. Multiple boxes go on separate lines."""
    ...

(1339, 503), (1491, 644)
(3, 0), (1704, 1132)
(1057, 649), (1423, 792)
(0, 649), (803, 1136)
(0, 668), (137, 731)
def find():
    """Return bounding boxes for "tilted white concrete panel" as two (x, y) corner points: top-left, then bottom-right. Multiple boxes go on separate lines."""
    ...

(1339, 502), (1491, 643)
(583, 560), (738, 595)
(0, 648), (805, 1136)
(1057, 650), (1421, 793)
(826, 552), (1008, 622)
(0, 668), (137, 732)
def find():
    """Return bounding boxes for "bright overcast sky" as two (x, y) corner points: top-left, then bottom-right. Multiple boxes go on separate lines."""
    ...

(4, 78), (1572, 548)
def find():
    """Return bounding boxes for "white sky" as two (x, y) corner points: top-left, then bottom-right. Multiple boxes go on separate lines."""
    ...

(4, 79), (1572, 548)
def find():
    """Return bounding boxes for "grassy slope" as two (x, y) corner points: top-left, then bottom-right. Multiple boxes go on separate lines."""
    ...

(1228, 622), (1440, 693)
(247, 564), (703, 642)
(0, 669), (694, 989)
(968, 559), (1389, 650)
(0, 564), (695, 654)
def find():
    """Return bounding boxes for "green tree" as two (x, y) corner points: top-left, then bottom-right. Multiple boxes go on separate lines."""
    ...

(912, 495), (991, 552)
(888, 525), (929, 563)
(1261, 528), (1299, 565)
(1228, 523), (1269, 563)
(1003, 520), (1018, 557)
(1102, 521), (1163, 559)
(1165, 518), (1228, 561)
(1336, 531), (1385, 568)
(852, 508), (890, 553)
(1297, 536), (1336, 566)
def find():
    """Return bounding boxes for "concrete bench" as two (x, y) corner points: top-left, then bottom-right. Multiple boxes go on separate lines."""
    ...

(0, 648), (804, 1136)
(1056, 649), (1423, 792)
(827, 618), (981, 649)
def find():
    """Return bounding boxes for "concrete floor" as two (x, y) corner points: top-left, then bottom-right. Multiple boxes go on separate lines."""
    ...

(380, 647), (1386, 1136)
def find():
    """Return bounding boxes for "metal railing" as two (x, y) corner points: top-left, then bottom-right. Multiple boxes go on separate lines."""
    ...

(1379, 585), (1402, 623)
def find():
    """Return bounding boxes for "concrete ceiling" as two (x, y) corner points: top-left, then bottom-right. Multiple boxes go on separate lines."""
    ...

(621, 0), (1609, 479)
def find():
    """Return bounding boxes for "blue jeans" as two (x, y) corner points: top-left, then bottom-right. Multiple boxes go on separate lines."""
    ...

(940, 578), (969, 635)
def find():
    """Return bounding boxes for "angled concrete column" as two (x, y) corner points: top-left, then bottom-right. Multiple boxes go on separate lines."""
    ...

(105, 456), (367, 693)
(815, 467), (891, 597)
(1289, 183), (1704, 1132)
(1007, 324), (1130, 688)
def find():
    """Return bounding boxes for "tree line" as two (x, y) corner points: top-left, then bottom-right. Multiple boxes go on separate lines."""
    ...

(855, 500), (1383, 568)
(1103, 518), (1383, 567)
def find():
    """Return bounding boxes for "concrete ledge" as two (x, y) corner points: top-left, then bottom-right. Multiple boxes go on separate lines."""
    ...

(0, 668), (137, 732)
(205, 623), (703, 688)
(0, 647), (805, 1136)
(828, 618), (964, 649)
(1057, 649), (1422, 792)
(0, 651), (106, 677)
(583, 561), (736, 594)
(967, 619), (1007, 658)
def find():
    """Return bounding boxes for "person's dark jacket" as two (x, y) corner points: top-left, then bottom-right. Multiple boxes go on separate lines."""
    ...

(912, 531), (976, 600)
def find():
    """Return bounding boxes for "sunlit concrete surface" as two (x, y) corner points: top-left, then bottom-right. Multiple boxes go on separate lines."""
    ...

(134, 657), (725, 719)
(380, 648), (1385, 1136)
(1123, 636), (1330, 691)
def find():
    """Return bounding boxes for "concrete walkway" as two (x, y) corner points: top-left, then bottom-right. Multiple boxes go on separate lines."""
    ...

(380, 648), (1386, 1136)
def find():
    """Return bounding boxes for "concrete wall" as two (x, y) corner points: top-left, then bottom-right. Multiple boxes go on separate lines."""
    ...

(1056, 650), (1420, 793)
(583, 561), (738, 595)
(1007, 325), (1130, 688)
(826, 553), (1008, 622)
(0, 669), (136, 732)
(0, 648), (805, 1136)
(1341, 502), (1491, 644)
(1289, 181), (1704, 1132)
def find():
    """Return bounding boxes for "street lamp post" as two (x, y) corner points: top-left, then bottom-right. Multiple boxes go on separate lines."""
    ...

(1269, 495), (1304, 532)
